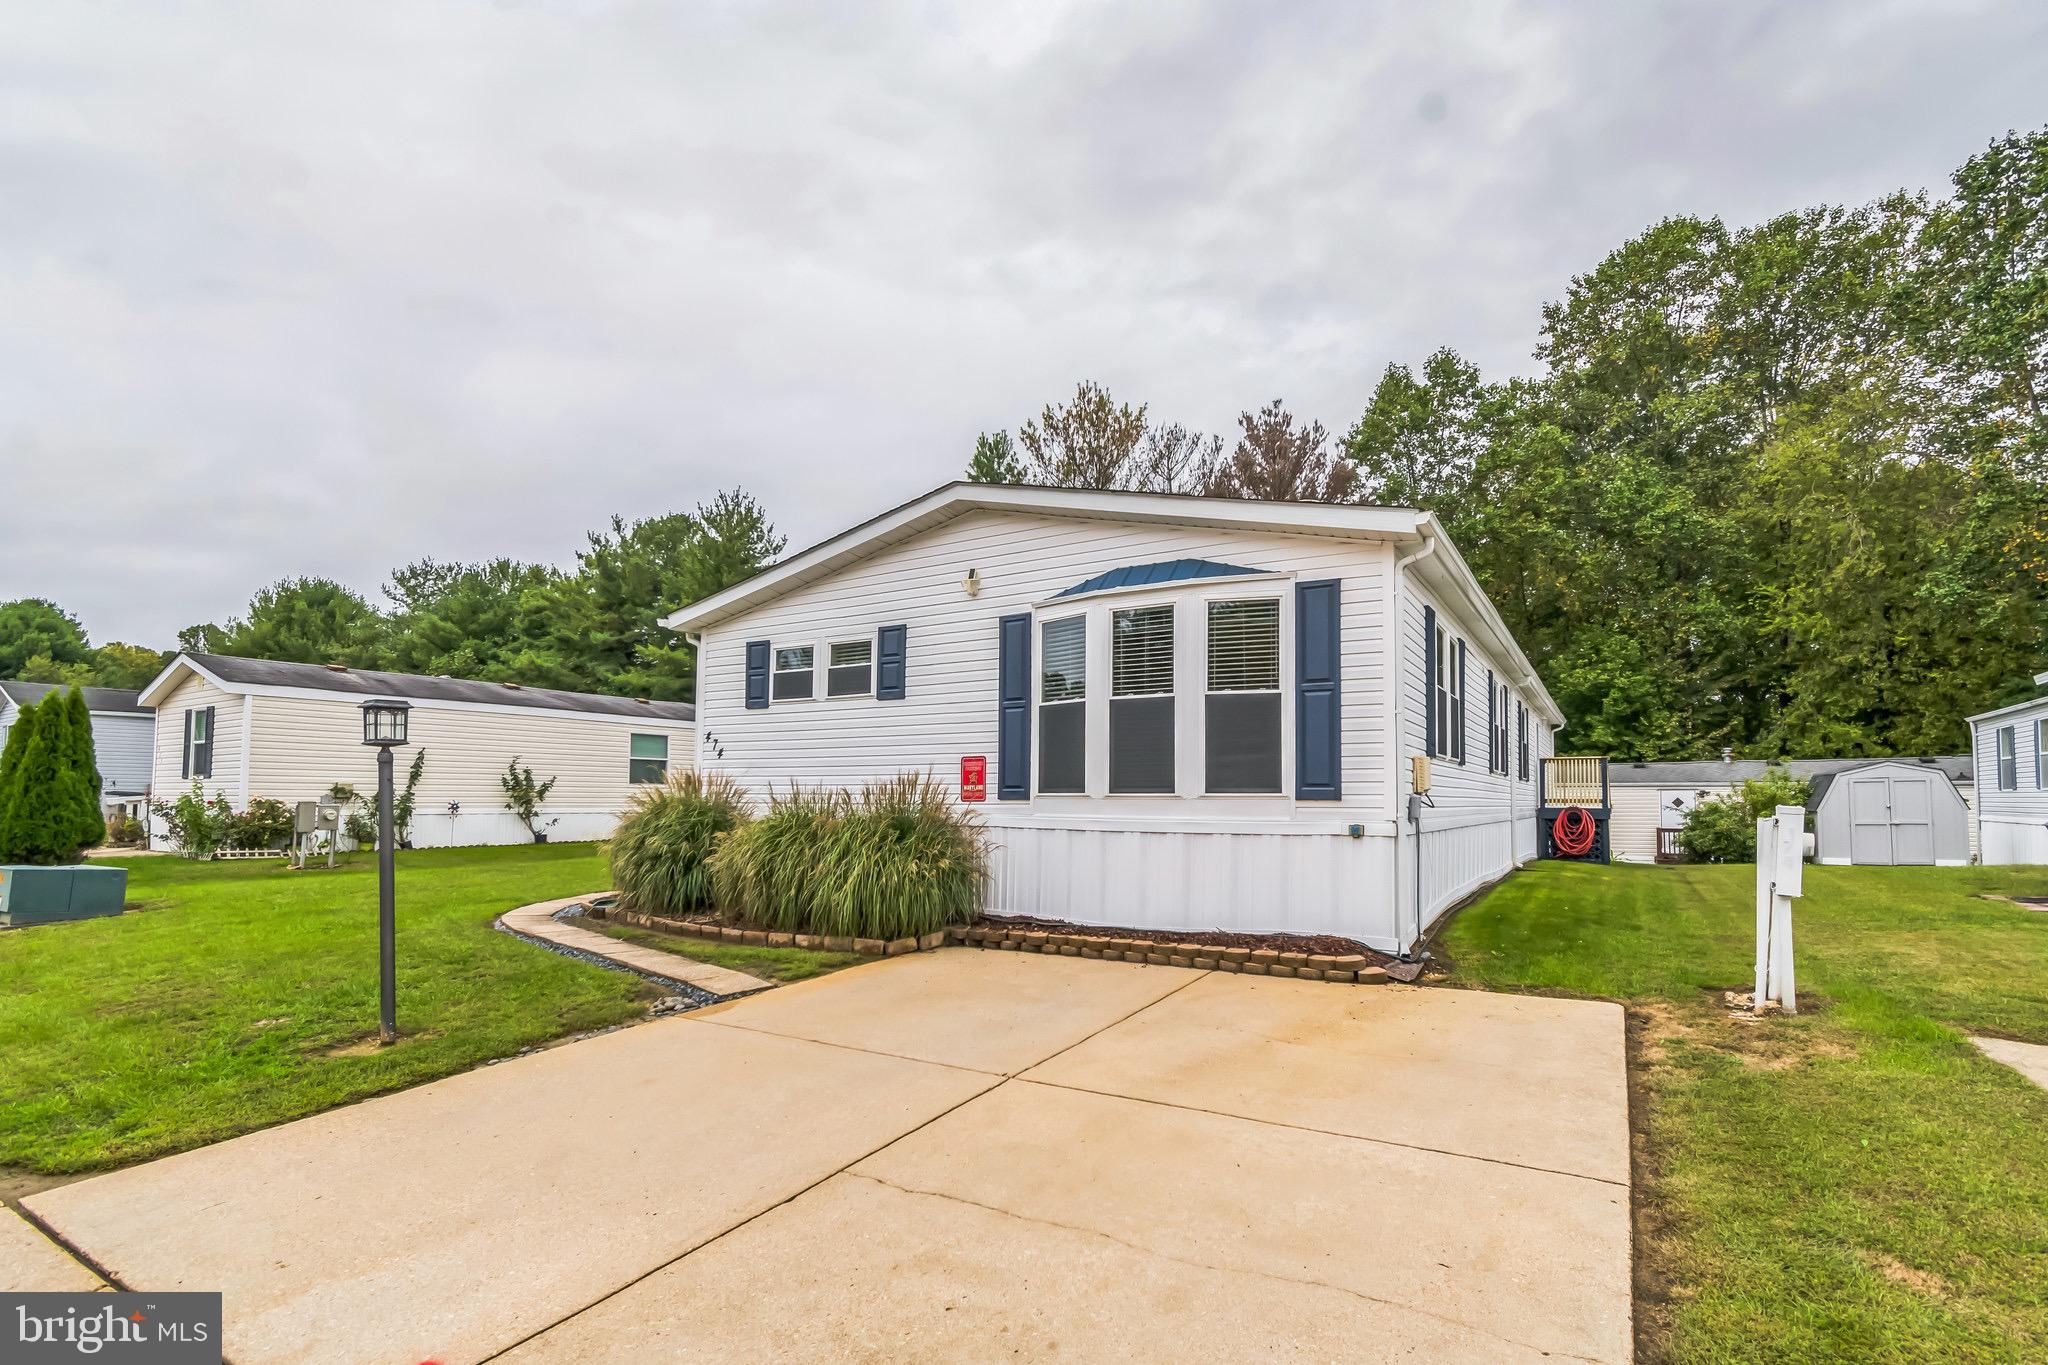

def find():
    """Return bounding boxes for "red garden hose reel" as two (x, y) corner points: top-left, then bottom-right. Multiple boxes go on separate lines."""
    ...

(1551, 806), (1599, 857)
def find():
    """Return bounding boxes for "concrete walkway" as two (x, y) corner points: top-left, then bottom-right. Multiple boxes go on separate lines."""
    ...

(1973, 1035), (2048, 1090)
(27, 952), (1632, 1364)
(498, 894), (770, 998)
(1, 1206), (104, 1293)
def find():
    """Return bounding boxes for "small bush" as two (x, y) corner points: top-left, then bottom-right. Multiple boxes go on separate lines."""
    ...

(226, 797), (296, 851)
(711, 774), (986, 940)
(608, 771), (750, 916)
(1677, 764), (1815, 863)
(149, 781), (234, 860)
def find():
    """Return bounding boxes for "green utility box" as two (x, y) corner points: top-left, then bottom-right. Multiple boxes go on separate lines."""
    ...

(0, 865), (129, 928)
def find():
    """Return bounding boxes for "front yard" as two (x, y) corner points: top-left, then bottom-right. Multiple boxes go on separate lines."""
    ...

(0, 845), (654, 1175)
(1443, 862), (2048, 1363)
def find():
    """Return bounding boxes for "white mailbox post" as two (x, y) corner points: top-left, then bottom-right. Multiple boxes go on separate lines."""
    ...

(1754, 804), (1804, 1014)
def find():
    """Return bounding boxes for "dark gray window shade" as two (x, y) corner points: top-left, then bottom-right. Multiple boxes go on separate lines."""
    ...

(1112, 606), (1174, 695)
(827, 639), (872, 697)
(1111, 696), (1175, 793)
(1039, 702), (1085, 794)
(772, 645), (814, 700)
(1206, 693), (1281, 793)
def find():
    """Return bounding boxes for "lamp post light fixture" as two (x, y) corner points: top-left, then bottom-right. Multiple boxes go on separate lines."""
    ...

(360, 699), (411, 1044)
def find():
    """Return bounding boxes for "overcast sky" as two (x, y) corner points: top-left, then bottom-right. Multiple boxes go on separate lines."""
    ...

(3, 1), (2044, 649)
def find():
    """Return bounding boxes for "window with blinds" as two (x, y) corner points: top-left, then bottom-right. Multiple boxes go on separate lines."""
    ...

(1206, 599), (1281, 793)
(1039, 616), (1086, 793)
(1111, 606), (1174, 792)
(772, 645), (814, 700)
(827, 639), (872, 697)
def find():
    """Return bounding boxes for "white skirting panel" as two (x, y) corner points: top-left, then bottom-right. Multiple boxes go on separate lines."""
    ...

(1980, 819), (2048, 865)
(400, 808), (623, 848)
(1413, 817), (1518, 933)
(984, 825), (1398, 947)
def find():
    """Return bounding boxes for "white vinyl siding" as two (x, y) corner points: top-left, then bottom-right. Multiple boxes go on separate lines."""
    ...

(695, 509), (1395, 817)
(148, 673), (245, 807)
(1973, 698), (2048, 863)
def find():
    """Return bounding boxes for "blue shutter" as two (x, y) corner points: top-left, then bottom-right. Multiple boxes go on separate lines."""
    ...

(1295, 579), (1341, 801)
(1422, 604), (1436, 758)
(997, 614), (1031, 800)
(876, 624), (907, 701)
(744, 640), (769, 710)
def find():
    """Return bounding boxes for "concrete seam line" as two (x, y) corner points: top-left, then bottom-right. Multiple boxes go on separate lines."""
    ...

(684, 1016), (1006, 1078)
(843, 1170), (1608, 1365)
(1007, 968), (1211, 1079)
(479, 970), (1211, 1361)
(1013, 1077), (1631, 1190)
(12, 1205), (129, 1294)
(474, 1072), (1007, 1364)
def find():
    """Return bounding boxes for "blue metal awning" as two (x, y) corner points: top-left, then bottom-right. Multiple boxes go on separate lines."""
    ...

(1052, 558), (1272, 599)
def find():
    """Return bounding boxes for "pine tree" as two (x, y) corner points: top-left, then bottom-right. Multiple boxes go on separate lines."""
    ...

(0, 696), (34, 848)
(0, 704), (68, 863)
(59, 688), (105, 851)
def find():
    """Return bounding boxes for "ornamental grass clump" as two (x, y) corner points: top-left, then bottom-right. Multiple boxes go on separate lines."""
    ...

(607, 770), (750, 915)
(710, 774), (986, 940)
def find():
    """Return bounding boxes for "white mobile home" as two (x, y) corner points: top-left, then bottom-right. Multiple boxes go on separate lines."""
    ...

(140, 654), (694, 848)
(0, 681), (155, 821)
(1969, 688), (2048, 864)
(665, 482), (1564, 954)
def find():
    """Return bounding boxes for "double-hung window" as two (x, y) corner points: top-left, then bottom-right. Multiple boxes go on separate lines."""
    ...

(2036, 719), (2048, 788)
(1495, 681), (1510, 775)
(1997, 725), (2018, 790)
(1433, 623), (1452, 757)
(629, 733), (668, 784)
(1038, 616), (1086, 793)
(1205, 599), (1281, 794)
(772, 646), (814, 700)
(827, 640), (872, 697)
(184, 707), (213, 779)
(1110, 605), (1175, 794)
(1448, 640), (1465, 764)
(1516, 701), (1529, 781)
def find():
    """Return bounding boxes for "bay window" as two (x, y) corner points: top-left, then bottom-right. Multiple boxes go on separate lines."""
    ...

(1038, 616), (1086, 793)
(1205, 599), (1281, 793)
(1110, 605), (1175, 793)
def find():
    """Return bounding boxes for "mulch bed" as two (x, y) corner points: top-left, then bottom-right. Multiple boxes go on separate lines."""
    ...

(975, 913), (1393, 964)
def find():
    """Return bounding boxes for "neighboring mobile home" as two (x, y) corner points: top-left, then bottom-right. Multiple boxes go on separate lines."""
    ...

(1608, 756), (1974, 863)
(1969, 686), (2048, 864)
(139, 654), (694, 849)
(665, 482), (1565, 955)
(0, 681), (155, 822)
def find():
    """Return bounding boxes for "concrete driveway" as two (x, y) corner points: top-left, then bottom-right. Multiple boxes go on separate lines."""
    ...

(25, 951), (1631, 1363)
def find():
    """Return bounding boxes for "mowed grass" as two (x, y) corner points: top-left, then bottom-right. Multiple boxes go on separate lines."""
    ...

(1443, 862), (2048, 1363)
(0, 844), (649, 1175)
(585, 920), (865, 983)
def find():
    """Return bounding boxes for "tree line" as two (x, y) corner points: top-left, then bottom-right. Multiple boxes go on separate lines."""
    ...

(1, 488), (783, 704)
(964, 127), (2047, 760)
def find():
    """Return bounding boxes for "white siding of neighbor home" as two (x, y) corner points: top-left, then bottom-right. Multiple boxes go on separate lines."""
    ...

(148, 673), (247, 809)
(1973, 698), (2048, 863)
(243, 694), (696, 847)
(1395, 579), (1548, 933)
(1608, 786), (1666, 863)
(91, 713), (155, 797)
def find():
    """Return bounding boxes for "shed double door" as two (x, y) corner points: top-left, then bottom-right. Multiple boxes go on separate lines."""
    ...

(1848, 774), (1935, 865)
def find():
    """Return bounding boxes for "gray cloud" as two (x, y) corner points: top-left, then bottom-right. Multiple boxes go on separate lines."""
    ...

(2, 0), (2043, 647)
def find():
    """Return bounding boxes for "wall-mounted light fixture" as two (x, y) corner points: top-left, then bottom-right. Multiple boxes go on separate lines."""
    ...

(962, 567), (981, 598)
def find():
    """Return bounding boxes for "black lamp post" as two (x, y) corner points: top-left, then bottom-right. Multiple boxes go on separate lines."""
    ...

(361, 699), (411, 1044)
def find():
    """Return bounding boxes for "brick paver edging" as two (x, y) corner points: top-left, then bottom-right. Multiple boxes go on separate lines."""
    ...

(598, 907), (947, 959)
(944, 924), (1389, 984)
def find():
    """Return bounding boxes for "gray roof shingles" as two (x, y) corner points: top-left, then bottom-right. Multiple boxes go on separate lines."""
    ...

(0, 681), (150, 715)
(183, 654), (694, 722)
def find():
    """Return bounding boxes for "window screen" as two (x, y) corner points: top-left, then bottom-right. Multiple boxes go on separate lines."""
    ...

(1111, 606), (1174, 792)
(1206, 599), (1280, 793)
(1038, 616), (1085, 793)
(629, 733), (668, 784)
(827, 639), (872, 697)
(772, 645), (814, 700)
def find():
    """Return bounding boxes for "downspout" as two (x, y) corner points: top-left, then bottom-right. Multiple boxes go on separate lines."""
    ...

(1391, 525), (1438, 960)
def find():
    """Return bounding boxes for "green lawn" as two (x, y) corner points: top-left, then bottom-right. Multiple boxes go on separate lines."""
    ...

(585, 920), (865, 983)
(1443, 862), (2048, 1364)
(0, 844), (650, 1175)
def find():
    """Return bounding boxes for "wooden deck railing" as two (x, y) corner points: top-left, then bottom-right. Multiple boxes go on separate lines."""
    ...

(1542, 755), (1607, 807)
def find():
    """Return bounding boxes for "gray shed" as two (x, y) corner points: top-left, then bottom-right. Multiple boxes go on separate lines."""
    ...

(1812, 761), (1970, 866)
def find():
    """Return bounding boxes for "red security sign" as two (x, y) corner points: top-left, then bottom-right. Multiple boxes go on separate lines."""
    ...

(960, 755), (987, 802)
